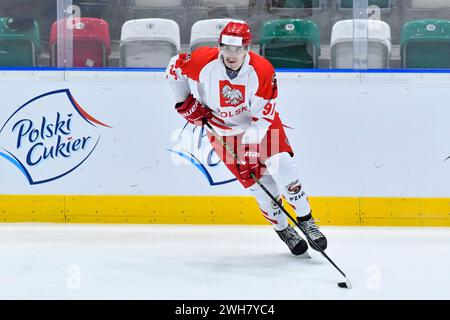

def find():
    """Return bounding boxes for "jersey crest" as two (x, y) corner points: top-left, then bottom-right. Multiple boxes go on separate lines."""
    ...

(219, 80), (245, 107)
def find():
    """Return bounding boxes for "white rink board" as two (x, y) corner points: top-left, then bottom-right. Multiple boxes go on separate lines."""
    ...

(0, 71), (449, 197)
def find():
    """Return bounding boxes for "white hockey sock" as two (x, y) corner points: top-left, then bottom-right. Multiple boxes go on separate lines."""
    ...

(264, 152), (311, 218)
(248, 175), (289, 231)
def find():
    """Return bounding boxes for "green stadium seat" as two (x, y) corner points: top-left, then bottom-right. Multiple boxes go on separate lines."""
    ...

(285, 0), (319, 8)
(0, 17), (40, 67)
(338, 0), (391, 9)
(401, 19), (450, 68)
(259, 19), (320, 68)
(269, 0), (321, 9)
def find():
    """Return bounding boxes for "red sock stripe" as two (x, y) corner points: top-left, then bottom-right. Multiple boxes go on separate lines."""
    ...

(260, 209), (278, 225)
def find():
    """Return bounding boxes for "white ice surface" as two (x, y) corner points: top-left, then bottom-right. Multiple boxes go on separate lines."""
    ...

(0, 223), (449, 300)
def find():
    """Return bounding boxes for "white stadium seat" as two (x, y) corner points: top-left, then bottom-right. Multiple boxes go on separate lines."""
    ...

(330, 19), (391, 69)
(189, 18), (245, 52)
(120, 18), (180, 68)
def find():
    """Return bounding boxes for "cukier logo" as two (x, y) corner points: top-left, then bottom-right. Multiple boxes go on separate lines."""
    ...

(0, 89), (111, 184)
(168, 125), (236, 186)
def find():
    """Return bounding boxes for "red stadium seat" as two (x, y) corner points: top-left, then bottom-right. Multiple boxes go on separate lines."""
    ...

(50, 17), (110, 67)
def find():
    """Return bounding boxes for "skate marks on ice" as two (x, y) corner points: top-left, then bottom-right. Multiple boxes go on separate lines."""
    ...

(0, 224), (449, 299)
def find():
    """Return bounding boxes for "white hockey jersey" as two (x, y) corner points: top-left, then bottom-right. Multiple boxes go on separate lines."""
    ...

(166, 47), (279, 144)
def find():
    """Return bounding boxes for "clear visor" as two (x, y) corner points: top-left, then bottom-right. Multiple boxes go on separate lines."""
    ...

(220, 44), (248, 56)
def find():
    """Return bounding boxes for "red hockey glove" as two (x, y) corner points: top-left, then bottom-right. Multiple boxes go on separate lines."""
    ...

(237, 143), (261, 181)
(175, 94), (212, 126)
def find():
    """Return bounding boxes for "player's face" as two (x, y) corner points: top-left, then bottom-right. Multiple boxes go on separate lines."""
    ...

(220, 45), (248, 71)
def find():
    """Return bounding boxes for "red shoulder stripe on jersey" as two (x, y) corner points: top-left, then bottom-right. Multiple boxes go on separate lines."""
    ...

(178, 47), (219, 82)
(248, 51), (278, 100)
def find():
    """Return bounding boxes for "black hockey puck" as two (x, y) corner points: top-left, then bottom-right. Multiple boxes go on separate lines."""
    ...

(338, 282), (348, 288)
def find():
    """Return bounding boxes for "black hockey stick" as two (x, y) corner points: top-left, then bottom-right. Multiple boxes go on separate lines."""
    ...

(204, 120), (352, 289)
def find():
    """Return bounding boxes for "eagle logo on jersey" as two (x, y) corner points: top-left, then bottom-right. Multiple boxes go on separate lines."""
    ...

(222, 85), (243, 106)
(219, 81), (245, 107)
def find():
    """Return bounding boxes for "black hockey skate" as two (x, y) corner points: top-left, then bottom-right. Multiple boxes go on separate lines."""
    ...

(276, 225), (308, 256)
(297, 212), (327, 251)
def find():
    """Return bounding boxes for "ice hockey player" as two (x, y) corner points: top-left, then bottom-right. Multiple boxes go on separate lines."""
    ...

(166, 21), (327, 256)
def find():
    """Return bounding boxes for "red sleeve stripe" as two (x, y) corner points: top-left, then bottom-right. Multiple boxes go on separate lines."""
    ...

(248, 51), (277, 100)
(179, 47), (219, 82)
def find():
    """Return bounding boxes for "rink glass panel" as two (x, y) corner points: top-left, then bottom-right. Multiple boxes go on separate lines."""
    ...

(0, 1), (450, 69)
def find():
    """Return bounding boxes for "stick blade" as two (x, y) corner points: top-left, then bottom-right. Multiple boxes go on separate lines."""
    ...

(338, 278), (352, 289)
